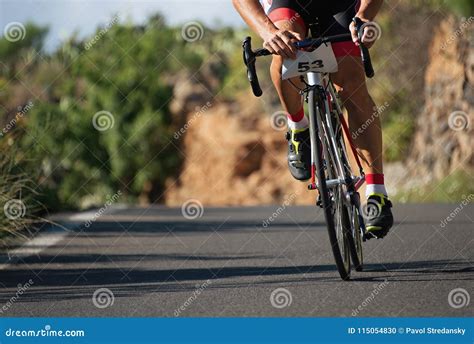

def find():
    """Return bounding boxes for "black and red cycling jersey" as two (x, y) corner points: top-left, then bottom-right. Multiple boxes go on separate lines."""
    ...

(261, 0), (361, 57)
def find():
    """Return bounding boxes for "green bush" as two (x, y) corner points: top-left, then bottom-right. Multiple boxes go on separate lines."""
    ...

(395, 170), (474, 202)
(0, 18), (242, 210)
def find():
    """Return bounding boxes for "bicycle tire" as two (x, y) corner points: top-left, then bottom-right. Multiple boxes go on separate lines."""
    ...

(333, 120), (364, 271)
(309, 88), (351, 281)
(346, 195), (363, 271)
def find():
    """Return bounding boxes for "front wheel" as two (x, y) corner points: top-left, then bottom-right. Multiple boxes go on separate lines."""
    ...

(309, 89), (351, 281)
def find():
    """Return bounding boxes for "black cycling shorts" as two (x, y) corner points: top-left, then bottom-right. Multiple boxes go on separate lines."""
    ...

(262, 0), (361, 56)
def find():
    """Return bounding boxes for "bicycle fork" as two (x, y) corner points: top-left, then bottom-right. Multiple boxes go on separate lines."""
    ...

(307, 72), (348, 192)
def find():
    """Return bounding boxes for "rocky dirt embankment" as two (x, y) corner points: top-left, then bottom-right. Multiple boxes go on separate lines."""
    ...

(166, 94), (314, 206)
(407, 16), (473, 184)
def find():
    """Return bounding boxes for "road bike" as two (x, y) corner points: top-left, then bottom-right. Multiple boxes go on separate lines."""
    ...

(242, 18), (375, 280)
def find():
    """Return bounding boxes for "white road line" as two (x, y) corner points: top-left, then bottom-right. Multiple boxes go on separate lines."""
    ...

(0, 205), (129, 270)
(0, 226), (70, 270)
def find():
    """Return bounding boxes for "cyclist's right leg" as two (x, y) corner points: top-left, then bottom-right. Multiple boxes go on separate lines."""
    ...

(269, 20), (306, 120)
(264, 2), (312, 180)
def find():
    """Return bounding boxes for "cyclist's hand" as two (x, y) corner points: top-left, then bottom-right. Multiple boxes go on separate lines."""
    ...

(261, 28), (302, 59)
(349, 19), (378, 49)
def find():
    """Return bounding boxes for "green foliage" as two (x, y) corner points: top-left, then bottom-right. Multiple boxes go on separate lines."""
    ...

(0, 138), (43, 242)
(221, 29), (257, 97)
(1, 18), (241, 210)
(394, 170), (474, 202)
(377, 90), (417, 162)
(411, 0), (474, 16)
(0, 23), (48, 61)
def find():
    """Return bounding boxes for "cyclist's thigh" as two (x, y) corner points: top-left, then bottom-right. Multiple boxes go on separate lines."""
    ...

(320, 1), (365, 93)
(262, 0), (308, 36)
(318, 0), (361, 58)
(331, 56), (368, 99)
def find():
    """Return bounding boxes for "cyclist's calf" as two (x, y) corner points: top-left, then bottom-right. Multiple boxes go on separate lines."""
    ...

(331, 56), (383, 174)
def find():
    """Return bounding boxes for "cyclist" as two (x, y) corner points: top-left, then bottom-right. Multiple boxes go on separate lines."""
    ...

(233, 0), (393, 238)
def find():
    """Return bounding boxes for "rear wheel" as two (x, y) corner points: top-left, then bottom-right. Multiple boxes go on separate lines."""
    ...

(333, 119), (364, 271)
(348, 200), (364, 271)
(331, 103), (364, 272)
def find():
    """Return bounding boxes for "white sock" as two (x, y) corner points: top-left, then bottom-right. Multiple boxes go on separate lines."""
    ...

(288, 116), (309, 130)
(365, 184), (388, 197)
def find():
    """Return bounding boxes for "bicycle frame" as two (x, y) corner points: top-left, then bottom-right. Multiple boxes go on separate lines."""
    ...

(306, 72), (365, 197)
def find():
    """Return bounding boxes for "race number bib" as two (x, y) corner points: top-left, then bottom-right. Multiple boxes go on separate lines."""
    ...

(282, 42), (338, 80)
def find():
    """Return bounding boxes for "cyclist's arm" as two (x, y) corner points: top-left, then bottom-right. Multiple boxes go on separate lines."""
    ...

(232, 0), (302, 59)
(350, 0), (384, 48)
(356, 0), (383, 21)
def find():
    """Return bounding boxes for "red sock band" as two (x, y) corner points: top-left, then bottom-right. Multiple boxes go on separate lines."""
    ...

(366, 173), (384, 185)
(287, 108), (304, 122)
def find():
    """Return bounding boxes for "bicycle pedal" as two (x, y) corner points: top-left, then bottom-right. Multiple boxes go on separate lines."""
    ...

(362, 231), (377, 241)
(316, 195), (323, 208)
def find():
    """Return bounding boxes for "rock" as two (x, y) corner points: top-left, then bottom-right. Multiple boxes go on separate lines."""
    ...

(165, 97), (314, 206)
(407, 16), (473, 182)
(169, 72), (211, 116)
(233, 140), (265, 177)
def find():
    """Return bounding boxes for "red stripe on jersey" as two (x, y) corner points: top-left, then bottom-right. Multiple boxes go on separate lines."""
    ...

(267, 8), (306, 31)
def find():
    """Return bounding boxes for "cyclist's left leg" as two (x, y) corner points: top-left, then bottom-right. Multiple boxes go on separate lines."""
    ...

(322, 0), (393, 237)
(331, 57), (393, 237)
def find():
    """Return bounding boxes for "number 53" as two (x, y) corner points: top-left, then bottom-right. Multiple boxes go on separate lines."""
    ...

(298, 60), (325, 72)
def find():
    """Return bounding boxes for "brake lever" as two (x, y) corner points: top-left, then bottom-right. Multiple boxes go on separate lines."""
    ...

(242, 37), (263, 97)
(352, 17), (375, 78)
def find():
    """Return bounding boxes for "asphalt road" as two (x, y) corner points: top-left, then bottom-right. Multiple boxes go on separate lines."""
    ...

(0, 204), (472, 317)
